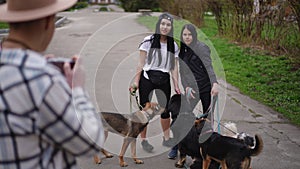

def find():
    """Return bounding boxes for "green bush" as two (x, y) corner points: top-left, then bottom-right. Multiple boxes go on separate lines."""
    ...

(99, 6), (109, 12)
(119, 0), (159, 12)
(0, 22), (8, 29)
(67, 2), (88, 11)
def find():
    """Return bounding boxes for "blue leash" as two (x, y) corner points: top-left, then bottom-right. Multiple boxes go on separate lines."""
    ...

(214, 95), (221, 134)
(211, 95), (222, 169)
(214, 95), (221, 169)
(196, 95), (222, 169)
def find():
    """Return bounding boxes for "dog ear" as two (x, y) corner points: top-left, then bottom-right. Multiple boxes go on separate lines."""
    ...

(194, 119), (200, 126)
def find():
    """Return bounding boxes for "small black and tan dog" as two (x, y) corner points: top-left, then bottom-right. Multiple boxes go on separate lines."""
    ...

(94, 102), (164, 167)
(168, 94), (263, 169)
(196, 118), (263, 169)
(168, 94), (219, 169)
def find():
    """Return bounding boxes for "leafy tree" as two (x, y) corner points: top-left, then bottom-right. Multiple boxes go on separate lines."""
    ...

(119, 0), (159, 12)
(288, 0), (300, 32)
(159, 0), (208, 27)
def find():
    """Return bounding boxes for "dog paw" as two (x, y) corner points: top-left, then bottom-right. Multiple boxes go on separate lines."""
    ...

(95, 160), (102, 165)
(93, 156), (102, 165)
(134, 159), (144, 164)
(105, 154), (113, 158)
(120, 162), (128, 167)
(175, 162), (184, 168)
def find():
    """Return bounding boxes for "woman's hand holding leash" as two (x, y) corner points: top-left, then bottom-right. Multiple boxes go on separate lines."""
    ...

(129, 83), (143, 111)
(175, 87), (181, 94)
(129, 83), (138, 96)
(211, 83), (219, 96)
(186, 87), (196, 99)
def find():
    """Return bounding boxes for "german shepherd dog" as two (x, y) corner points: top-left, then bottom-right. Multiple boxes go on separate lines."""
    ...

(167, 94), (219, 169)
(196, 118), (263, 169)
(94, 102), (165, 167)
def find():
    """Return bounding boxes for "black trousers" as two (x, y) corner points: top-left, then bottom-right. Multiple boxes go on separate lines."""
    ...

(189, 91), (211, 114)
(138, 72), (171, 119)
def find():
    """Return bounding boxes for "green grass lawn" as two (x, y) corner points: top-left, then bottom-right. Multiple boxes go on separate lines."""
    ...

(137, 16), (300, 126)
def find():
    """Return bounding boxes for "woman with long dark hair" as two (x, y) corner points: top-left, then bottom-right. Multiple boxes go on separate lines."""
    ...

(168, 23), (219, 159)
(130, 13), (181, 152)
(180, 24), (218, 111)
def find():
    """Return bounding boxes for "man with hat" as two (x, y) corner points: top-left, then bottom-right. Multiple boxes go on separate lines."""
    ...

(0, 0), (105, 168)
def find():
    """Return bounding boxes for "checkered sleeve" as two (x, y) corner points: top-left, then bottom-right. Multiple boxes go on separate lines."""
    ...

(38, 75), (104, 157)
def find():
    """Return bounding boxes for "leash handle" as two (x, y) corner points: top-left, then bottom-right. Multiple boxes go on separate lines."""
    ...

(129, 84), (137, 96)
(186, 87), (193, 99)
(129, 84), (143, 112)
(129, 84), (137, 113)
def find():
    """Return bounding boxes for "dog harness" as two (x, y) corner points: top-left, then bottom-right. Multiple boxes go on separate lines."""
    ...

(141, 109), (153, 122)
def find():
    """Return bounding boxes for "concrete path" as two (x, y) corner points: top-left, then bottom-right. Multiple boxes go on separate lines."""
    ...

(45, 5), (300, 169)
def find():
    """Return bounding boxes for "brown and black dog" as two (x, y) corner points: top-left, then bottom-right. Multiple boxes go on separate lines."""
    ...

(195, 118), (263, 169)
(167, 94), (219, 169)
(94, 102), (164, 167)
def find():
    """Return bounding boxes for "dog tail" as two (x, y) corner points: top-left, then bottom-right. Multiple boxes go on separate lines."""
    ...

(250, 134), (263, 156)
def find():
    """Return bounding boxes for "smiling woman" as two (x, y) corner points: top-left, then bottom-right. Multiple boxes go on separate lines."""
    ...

(130, 12), (181, 153)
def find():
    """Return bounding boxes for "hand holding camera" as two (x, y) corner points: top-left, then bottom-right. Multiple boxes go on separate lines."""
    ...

(47, 56), (85, 88)
(47, 57), (75, 72)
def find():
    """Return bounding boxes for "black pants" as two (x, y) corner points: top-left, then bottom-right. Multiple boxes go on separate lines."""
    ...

(189, 91), (211, 114)
(139, 72), (171, 119)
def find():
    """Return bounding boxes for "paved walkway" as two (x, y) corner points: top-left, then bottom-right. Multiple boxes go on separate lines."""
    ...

(45, 5), (300, 169)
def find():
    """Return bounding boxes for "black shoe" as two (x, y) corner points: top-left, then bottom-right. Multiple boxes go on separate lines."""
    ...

(162, 137), (175, 147)
(168, 145), (178, 159)
(141, 140), (153, 152)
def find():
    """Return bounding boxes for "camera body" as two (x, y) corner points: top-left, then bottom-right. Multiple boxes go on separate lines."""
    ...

(47, 57), (75, 73)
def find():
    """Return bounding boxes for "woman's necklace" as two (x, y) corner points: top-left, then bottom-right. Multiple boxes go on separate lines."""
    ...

(2, 38), (31, 50)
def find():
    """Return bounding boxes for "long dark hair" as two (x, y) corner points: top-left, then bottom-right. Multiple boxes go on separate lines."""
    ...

(143, 13), (176, 70)
(179, 24), (198, 60)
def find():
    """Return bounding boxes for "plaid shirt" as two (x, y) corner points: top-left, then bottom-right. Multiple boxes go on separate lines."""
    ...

(0, 49), (104, 169)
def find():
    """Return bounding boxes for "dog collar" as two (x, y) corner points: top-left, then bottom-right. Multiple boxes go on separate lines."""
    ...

(201, 129), (213, 135)
(141, 110), (152, 121)
(199, 129), (214, 138)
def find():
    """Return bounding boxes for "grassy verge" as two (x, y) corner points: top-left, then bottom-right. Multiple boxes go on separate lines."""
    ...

(137, 16), (300, 126)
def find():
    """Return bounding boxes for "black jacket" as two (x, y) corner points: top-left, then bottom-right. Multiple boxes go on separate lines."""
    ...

(179, 41), (218, 93)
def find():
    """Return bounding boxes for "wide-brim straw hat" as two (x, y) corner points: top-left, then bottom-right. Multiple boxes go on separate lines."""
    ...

(0, 0), (77, 22)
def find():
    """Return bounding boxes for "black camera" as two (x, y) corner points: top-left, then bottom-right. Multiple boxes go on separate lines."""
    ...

(47, 57), (75, 73)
